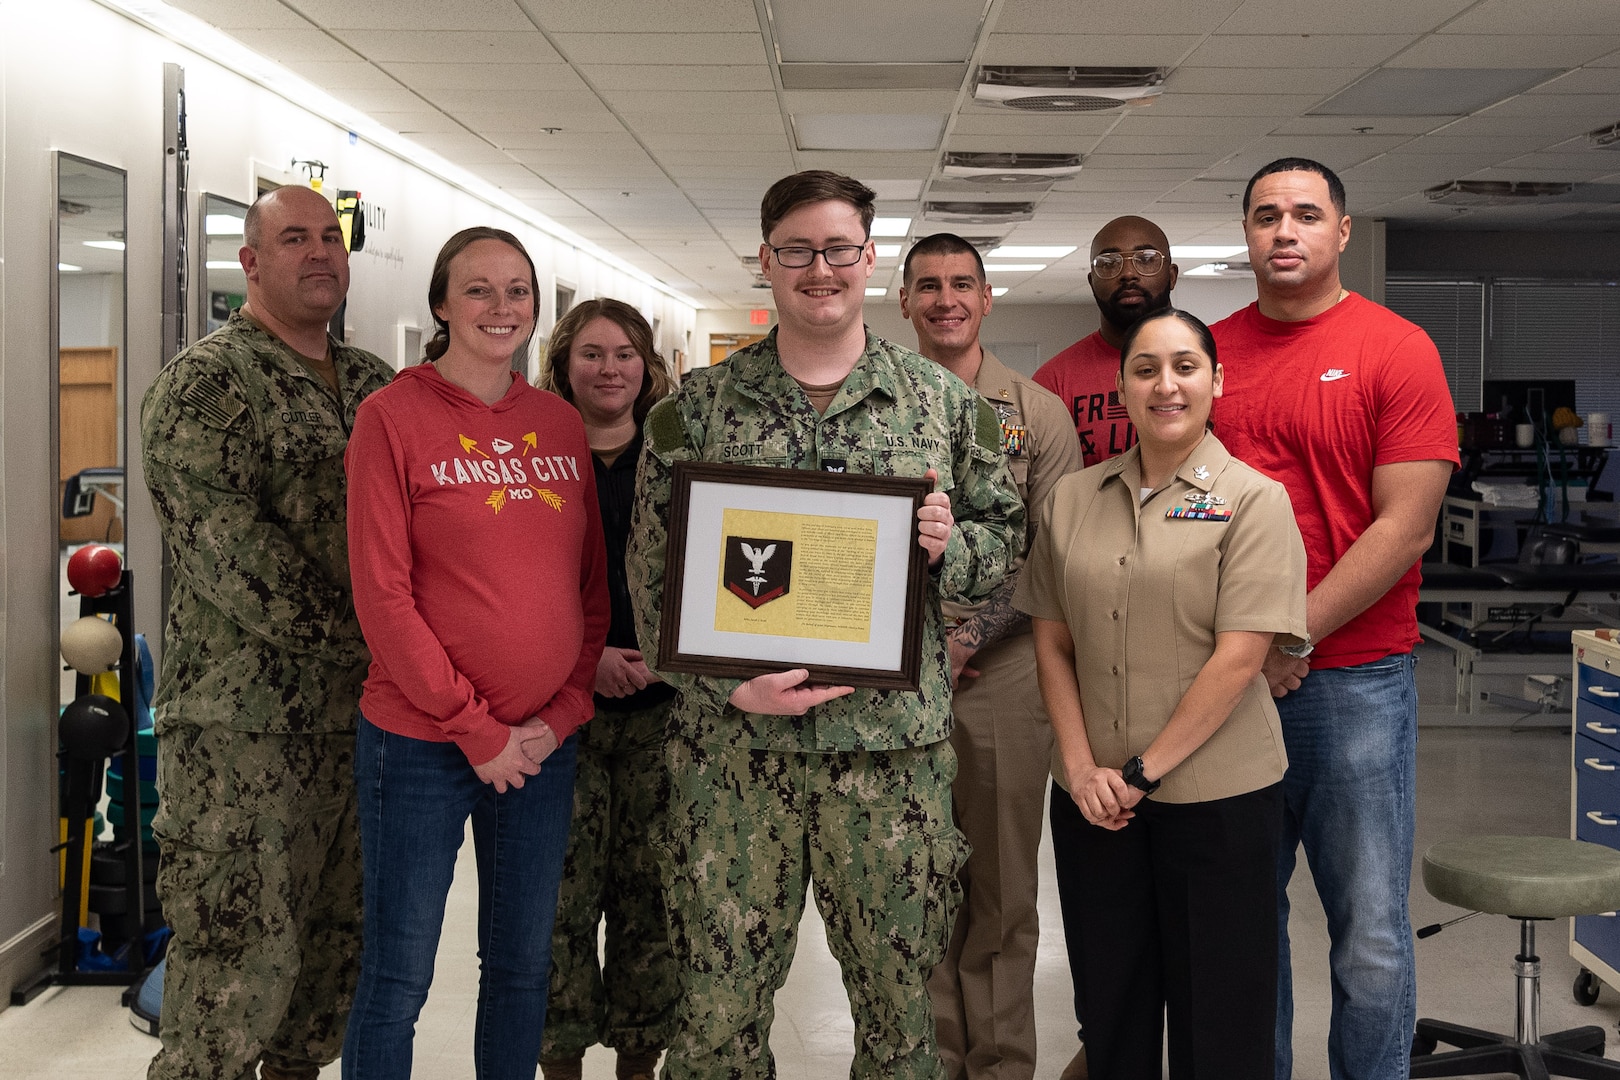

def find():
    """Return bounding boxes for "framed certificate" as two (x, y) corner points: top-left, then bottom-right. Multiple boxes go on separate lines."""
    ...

(658, 461), (932, 691)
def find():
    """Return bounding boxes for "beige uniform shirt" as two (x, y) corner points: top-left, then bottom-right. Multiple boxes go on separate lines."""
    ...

(941, 348), (1083, 629)
(1014, 431), (1308, 803)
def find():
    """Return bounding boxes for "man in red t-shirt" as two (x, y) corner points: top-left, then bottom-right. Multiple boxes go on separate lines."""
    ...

(1034, 216), (1179, 467)
(1211, 158), (1457, 1080)
(1033, 214), (1179, 1080)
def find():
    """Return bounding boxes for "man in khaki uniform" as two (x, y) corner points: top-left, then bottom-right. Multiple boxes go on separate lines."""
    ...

(901, 233), (1082, 1080)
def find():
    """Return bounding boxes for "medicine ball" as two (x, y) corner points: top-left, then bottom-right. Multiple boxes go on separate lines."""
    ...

(60, 694), (128, 759)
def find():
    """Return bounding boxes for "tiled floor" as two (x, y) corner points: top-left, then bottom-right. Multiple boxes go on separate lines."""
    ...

(5, 647), (1618, 1078)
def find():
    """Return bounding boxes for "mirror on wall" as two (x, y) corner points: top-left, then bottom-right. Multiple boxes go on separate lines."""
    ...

(200, 193), (248, 338)
(55, 154), (128, 707)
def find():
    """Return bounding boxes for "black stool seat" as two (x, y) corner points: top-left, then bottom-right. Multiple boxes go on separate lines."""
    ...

(1413, 837), (1620, 1079)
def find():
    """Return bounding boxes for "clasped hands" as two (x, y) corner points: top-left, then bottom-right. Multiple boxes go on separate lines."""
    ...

(472, 717), (560, 793)
(1069, 764), (1146, 831)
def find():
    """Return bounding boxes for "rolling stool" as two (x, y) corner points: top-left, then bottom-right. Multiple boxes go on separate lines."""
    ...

(1413, 835), (1620, 1079)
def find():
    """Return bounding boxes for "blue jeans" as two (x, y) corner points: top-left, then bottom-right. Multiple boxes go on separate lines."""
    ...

(342, 716), (579, 1080)
(1275, 652), (1417, 1080)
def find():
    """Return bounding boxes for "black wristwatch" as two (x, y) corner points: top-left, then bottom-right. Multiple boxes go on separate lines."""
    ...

(1122, 755), (1160, 795)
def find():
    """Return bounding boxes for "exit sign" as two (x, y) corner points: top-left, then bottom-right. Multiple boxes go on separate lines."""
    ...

(749, 309), (770, 325)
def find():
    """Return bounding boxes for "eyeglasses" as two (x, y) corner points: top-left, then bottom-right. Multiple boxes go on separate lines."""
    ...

(1091, 249), (1167, 279)
(769, 244), (867, 268)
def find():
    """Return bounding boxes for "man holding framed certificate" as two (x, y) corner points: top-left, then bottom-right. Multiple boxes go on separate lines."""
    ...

(628, 170), (1024, 1080)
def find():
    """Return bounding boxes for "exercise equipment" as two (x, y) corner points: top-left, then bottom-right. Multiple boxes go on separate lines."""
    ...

(66, 543), (123, 597)
(12, 565), (155, 1007)
(60, 615), (122, 674)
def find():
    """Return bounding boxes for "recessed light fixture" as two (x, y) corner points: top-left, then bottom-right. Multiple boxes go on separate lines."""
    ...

(991, 287), (1009, 296)
(872, 217), (912, 237)
(792, 113), (946, 152)
(875, 244), (901, 258)
(1171, 246), (1246, 260)
(58, 263), (83, 272)
(985, 263), (1046, 273)
(987, 245), (1075, 258)
(83, 240), (126, 251)
(205, 215), (244, 235)
(1183, 263), (1227, 277)
(865, 287), (888, 297)
(206, 260), (241, 270)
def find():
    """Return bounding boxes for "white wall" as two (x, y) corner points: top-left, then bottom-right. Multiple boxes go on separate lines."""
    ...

(0, 0), (697, 1001)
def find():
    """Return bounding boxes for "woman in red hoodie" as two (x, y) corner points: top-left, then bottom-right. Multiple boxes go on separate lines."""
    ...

(342, 227), (609, 1080)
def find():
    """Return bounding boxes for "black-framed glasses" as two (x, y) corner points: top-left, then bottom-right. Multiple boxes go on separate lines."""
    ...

(1091, 249), (1167, 279)
(769, 243), (868, 268)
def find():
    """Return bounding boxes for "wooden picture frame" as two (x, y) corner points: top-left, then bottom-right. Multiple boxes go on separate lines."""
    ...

(658, 461), (932, 691)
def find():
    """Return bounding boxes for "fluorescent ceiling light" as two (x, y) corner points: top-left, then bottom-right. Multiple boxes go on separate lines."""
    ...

(1183, 263), (1227, 276)
(991, 287), (1009, 296)
(988, 245), (1075, 258)
(83, 240), (125, 251)
(865, 287), (888, 297)
(985, 263), (1046, 273)
(872, 217), (912, 237)
(58, 263), (83, 272)
(205, 214), (245, 236)
(1172, 245), (1246, 260)
(93, 0), (701, 310)
(792, 113), (945, 151)
(875, 244), (902, 258)
(1309, 68), (1559, 117)
(206, 260), (242, 270)
(771, 0), (986, 64)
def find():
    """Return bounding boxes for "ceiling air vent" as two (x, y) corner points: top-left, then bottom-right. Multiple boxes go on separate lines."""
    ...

(938, 152), (1083, 191)
(1588, 122), (1620, 150)
(1424, 180), (1576, 206)
(923, 201), (1036, 225)
(973, 66), (1164, 113)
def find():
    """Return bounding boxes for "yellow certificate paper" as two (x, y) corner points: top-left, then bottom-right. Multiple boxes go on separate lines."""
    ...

(714, 508), (878, 642)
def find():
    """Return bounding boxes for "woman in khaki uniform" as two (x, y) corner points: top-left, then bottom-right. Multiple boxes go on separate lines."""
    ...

(1014, 307), (1308, 1080)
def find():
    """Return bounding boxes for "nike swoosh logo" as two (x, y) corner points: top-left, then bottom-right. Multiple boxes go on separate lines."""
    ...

(1320, 370), (1351, 382)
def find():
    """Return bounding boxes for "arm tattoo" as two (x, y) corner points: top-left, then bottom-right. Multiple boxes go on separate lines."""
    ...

(952, 570), (1030, 653)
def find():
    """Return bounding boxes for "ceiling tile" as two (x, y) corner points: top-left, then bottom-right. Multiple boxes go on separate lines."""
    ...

(379, 63), (584, 91)
(367, 110), (464, 134)
(328, 86), (435, 112)
(772, 0), (985, 64)
(600, 90), (781, 115)
(1387, 36), (1620, 68)
(582, 65), (775, 92)
(1217, 0), (1472, 34)
(1271, 115), (1443, 136)
(1440, 0), (1620, 36)
(1115, 113), (1282, 138)
(501, 132), (645, 152)
(279, 61), (403, 91)
(639, 131), (790, 151)
(946, 134), (1098, 154)
(338, 30), (563, 64)
(169, 0), (314, 30)
(229, 28), (363, 63)
(1184, 34), (1411, 69)
(291, 0), (537, 32)
(993, 0), (1243, 35)
(626, 113), (787, 136)
(1147, 94), (1322, 117)
(518, 0), (761, 33)
(950, 111), (1118, 136)
(1164, 66), (1366, 96)
(552, 33), (768, 65)
(981, 34), (1205, 67)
